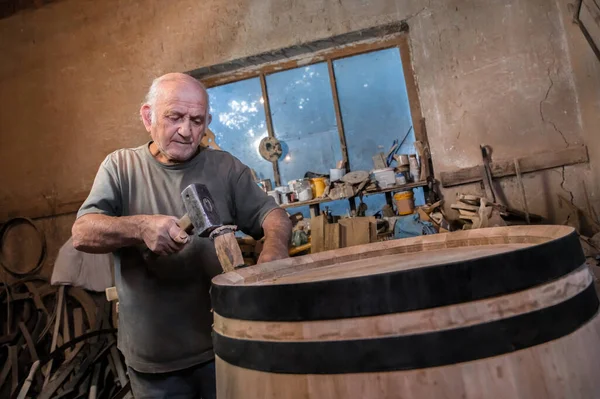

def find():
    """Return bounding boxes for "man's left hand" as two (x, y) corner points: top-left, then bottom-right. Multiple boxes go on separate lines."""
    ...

(257, 245), (289, 264)
(257, 209), (293, 264)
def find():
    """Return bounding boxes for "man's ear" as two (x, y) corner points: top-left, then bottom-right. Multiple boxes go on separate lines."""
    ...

(207, 113), (212, 126)
(140, 104), (153, 132)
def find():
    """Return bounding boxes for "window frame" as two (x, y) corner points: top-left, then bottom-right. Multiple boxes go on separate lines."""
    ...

(201, 33), (427, 187)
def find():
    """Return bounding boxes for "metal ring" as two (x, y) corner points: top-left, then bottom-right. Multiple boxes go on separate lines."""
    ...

(0, 217), (46, 276)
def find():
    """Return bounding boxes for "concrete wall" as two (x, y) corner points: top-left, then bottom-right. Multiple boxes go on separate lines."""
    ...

(0, 0), (599, 279)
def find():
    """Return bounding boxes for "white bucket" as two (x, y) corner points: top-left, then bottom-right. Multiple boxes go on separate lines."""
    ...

(330, 168), (346, 182)
(373, 168), (396, 188)
(267, 190), (281, 205)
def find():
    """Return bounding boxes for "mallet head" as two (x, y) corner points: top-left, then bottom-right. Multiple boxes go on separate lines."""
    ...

(181, 183), (222, 237)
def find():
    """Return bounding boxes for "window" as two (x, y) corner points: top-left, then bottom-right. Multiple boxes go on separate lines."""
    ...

(202, 32), (427, 217)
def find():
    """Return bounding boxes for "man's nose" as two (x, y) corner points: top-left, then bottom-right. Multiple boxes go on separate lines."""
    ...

(178, 119), (192, 138)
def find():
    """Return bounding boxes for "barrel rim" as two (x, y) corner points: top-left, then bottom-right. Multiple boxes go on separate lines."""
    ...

(213, 225), (576, 287)
(211, 226), (584, 321)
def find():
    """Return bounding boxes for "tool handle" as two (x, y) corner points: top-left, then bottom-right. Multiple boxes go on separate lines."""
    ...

(212, 231), (245, 273)
(178, 214), (194, 233)
(142, 214), (193, 262)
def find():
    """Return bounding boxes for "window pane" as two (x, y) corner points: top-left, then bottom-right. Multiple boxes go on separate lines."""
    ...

(266, 63), (343, 184)
(333, 48), (416, 172)
(207, 78), (274, 182)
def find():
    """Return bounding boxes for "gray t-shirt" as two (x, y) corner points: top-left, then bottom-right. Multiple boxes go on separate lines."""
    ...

(77, 142), (278, 373)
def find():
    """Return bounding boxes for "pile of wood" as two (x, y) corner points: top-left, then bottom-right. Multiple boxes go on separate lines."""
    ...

(451, 195), (507, 230)
(0, 278), (128, 399)
(326, 171), (373, 200)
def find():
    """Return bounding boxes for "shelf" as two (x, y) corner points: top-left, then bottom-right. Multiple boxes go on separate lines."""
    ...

(280, 181), (428, 210)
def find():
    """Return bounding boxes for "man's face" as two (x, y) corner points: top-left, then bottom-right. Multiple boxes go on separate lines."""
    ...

(143, 80), (211, 163)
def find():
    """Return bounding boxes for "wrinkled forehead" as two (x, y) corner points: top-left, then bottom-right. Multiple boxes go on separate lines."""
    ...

(156, 79), (209, 110)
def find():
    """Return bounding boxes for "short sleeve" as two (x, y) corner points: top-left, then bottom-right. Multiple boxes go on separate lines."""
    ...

(77, 156), (123, 219)
(230, 163), (279, 239)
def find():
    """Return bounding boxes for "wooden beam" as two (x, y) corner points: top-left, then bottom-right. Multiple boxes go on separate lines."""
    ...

(259, 73), (282, 187)
(327, 59), (350, 170)
(440, 146), (589, 187)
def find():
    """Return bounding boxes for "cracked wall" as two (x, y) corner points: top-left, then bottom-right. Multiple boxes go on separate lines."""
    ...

(0, 0), (599, 278)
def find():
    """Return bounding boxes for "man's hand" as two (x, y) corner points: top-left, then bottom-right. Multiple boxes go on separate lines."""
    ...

(72, 213), (189, 255)
(257, 244), (289, 264)
(140, 215), (190, 256)
(257, 209), (292, 264)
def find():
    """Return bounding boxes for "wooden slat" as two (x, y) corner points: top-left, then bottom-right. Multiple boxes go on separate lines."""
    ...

(440, 146), (589, 187)
(327, 59), (350, 170)
(580, 0), (600, 58)
(259, 73), (282, 187)
(339, 217), (372, 248)
(310, 215), (326, 254)
(324, 223), (341, 251)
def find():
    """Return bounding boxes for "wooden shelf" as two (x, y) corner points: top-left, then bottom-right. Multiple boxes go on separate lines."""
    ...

(280, 181), (428, 210)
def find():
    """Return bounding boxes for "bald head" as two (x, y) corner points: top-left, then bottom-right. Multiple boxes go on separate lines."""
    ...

(140, 72), (212, 164)
(144, 73), (210, 124)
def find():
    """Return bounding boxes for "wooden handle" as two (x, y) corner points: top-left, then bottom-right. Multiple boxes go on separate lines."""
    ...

(178, 214), (194, 233)
(213, 232), (245, 273)
(105, 287), (118, 302)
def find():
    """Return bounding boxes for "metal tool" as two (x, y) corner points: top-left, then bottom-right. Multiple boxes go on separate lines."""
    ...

(480, 145), (496, 203)
(144, 183), (245, 273)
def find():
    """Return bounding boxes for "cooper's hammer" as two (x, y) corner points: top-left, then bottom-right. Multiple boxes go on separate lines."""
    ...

(143, 183), (244, 273)
(180, 183), (245, 273)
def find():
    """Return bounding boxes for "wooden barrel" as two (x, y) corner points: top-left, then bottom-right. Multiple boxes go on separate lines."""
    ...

(211, 226), (600, 399)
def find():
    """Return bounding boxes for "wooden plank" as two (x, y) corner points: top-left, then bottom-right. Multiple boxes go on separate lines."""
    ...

(328, 59), (350, 170)
(259, 74), (282, 187)
(70, 308), (84, 361)
(451, 203), (480, 212)
(62, 298), (71, 358)
(324, 223), (340, 251)
(580, 0), (600, 57)
(310, 215), (326, 254)
(368, 216), (377, 243)
(440, 146), (589, 187)
(43, 285), (64, 388)
(339, 218), (372, 248)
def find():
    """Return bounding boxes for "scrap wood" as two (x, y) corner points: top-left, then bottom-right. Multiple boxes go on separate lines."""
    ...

(457, 194), (480, 206)
(451, 202), (480, 212)
(1, 278), (127, 398)
(421, 200), (443, 214)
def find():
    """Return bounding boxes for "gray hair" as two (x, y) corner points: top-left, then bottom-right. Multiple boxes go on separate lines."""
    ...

(144, 73), (210, 124)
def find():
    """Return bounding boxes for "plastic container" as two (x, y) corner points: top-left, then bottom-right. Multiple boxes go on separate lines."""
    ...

(257, 179), (273, 193)
(373, 168), (396, 188)
(298, 188), (313, 202)
(395, 173), (407, 185)
(409, 155), (421, 182)
(394, 191), (415, 215)
(267, 190), (281, 205)
(311, 177), (327, 198)
(330, 168), (346, 182)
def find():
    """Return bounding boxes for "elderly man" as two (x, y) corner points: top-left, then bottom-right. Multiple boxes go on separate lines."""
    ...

(72, 72), (291, 398)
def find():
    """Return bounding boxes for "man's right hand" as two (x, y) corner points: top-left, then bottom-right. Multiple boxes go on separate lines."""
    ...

(140, 215), (190, 256)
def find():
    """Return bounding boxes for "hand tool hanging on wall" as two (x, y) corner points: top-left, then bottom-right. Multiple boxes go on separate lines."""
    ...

(480, 145), (496, 203)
